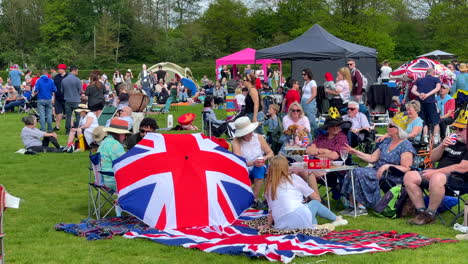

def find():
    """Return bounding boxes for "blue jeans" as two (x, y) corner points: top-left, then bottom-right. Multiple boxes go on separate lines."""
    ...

(37, 99), (53, 132)
(306, 200), (337, 224)
(301, 98), (317, 137)
(4, 100), (25, 111)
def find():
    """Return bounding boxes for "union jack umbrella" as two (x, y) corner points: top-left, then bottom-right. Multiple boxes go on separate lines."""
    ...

(389, 57), (454, 85)
(113, 133), (254, 230)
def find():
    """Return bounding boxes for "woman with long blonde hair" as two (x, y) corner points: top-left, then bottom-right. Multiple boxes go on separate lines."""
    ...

(260, 155), (347, 230)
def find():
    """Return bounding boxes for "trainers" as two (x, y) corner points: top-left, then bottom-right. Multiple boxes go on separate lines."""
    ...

(338, 207), (354, 215)
(53, 127), (60, 131)
(67, 145), (75, 153)
(346, 207), (368, 217)
(332, 216), (348, 227)
(408, 211), (436, 225)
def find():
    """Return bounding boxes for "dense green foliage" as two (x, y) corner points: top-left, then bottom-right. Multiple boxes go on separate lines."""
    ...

(0, 0), (466, 71)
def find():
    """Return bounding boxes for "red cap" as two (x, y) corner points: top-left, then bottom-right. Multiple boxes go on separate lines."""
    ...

(178, 113), (196, 126)
(57, 64), (67, 70)
(324, 72), (334, 82)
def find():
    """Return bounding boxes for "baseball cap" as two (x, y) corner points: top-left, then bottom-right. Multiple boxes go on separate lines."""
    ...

(58, 64), (67, 70)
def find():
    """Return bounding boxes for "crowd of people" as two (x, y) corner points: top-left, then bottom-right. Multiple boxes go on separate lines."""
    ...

(3, 59), (468, 232)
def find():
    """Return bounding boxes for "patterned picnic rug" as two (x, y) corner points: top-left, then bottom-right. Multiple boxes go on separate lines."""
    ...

(55, 211), (457, 263)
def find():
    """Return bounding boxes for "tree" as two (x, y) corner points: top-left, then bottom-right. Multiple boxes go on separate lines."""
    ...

(426, 1), (468, 58)
(95, 13), (119, 66)
(173, 0), (201, 27)
(200, 0), (252, 54)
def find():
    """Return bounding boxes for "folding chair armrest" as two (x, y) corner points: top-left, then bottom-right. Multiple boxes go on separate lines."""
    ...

(99, 171), (115, 177)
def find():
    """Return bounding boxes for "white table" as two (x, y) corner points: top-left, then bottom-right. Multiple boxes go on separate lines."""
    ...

(289, 165), (357, 217)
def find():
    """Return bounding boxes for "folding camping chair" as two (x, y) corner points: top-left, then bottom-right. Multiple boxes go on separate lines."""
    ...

(97, 106), (117, 126)
(0, 185), (5, 264)
(429, 173), (468, 226)
(88, 153), (117, 219)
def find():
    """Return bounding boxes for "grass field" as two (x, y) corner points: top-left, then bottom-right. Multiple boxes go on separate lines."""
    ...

(0, 105), (466, 264)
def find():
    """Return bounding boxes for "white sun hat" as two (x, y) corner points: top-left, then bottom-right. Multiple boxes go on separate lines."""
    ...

(234, 116), (259, 138)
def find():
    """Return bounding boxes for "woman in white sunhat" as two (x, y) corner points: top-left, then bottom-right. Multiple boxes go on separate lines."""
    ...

(232, 116), (273, 208)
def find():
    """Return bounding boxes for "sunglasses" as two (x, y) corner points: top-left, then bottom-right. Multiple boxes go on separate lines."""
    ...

(348, 108), (357, 111)
(139, 129), (152, 134)
(291, 109), (301, 112)
(347, 63), (354, 66)
(452, 127), (465, 132)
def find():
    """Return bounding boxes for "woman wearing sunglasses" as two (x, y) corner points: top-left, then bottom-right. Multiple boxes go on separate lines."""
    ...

(376, 100), (423, 143)
(340, 113), (416, 216)
(282, 102), (310, 134)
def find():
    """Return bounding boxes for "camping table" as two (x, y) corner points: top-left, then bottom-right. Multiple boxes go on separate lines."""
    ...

(289, 165), (357, 217)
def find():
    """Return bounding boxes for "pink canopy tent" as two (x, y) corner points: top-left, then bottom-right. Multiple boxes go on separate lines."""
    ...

(215, 48), (282, 83)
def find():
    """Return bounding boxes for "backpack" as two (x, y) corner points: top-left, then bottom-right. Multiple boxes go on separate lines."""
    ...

(354, 69), (368, 92)
(374, 185), (408, 218)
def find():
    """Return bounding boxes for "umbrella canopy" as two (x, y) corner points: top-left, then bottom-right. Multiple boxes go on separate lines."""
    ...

(113, 133), (254, 230)
(389, 57), (454, 84)
(180, 78), (197, 96)
(417, 50), (456, 60)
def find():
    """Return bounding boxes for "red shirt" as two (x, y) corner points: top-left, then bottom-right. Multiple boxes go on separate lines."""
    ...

(284, 89), (300, 112)
(30, 76), (40, 88)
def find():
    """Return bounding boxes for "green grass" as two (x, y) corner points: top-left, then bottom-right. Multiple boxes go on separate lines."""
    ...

(0, 106), (466, 264)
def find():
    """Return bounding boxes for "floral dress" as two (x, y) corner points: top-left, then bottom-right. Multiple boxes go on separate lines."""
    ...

(341, 138), (416, 208)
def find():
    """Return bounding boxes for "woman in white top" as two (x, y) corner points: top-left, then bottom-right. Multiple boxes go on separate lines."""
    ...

(282, 102), (310, 133)
(113, 69), (124, 94)
(63, 104), (99, 152)
(301, 68), (318, 135)
(260, 155), (347, 230)
(233, 117), (274, 205)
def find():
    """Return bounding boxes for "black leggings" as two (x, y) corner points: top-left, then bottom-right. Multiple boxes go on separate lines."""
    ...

(28, 136), (62, 153)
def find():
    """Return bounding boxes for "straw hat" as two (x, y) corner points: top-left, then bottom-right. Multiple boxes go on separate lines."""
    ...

(452, 109), (467, 129)
(234, 117), (258, 138)
(103, 119), (131, 134)
(74, 104), (90, 113)
(459, 63), (467, 73)
(92, 126), (107, 143)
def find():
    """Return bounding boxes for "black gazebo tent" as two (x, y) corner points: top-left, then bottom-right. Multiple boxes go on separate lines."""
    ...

(256, 24), (378, 85)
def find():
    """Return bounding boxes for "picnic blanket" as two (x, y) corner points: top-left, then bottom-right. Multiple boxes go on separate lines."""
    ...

(55, 210), (456, 263)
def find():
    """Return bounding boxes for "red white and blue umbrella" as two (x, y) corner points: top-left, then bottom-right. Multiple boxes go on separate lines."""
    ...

(113, 133), (254, 230)
(389, 57), (454, 85)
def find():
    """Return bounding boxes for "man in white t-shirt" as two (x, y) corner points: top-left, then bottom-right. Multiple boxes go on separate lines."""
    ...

(380, 60), (392, 83)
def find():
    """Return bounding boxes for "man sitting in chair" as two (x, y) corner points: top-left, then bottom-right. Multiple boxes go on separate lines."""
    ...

(125, 117), (158, 150)
(342, 101), (370, 147)
(404, 110), (468, 225)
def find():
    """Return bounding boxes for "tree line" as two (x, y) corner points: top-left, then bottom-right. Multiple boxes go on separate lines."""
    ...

(0, 0), (466, 71)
